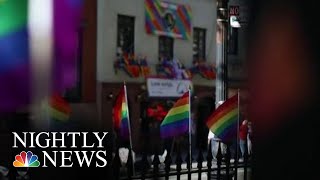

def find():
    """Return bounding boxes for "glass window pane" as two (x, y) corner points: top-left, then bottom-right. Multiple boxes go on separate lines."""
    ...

(117, 15), (135, 54)
(193, 28), (206, 60)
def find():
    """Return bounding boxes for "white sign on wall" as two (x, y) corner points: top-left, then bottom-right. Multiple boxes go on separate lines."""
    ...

(229, 0), (249, 24)
(147, 78), (192, 97)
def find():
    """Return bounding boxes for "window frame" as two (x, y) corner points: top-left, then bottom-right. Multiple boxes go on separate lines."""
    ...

(158, 36), (174, 59)
(193, 27), (206, 60)
(117, 14), (135, 55)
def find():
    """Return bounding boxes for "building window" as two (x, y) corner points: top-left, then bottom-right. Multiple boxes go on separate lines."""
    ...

(228, 27), (238, 55)
(117, 15), (135, 55)
(193, 28), (206, 60)
(159, 36), (174, 59)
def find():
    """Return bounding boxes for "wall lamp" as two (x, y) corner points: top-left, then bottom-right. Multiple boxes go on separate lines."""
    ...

(107, 92), (113, 101)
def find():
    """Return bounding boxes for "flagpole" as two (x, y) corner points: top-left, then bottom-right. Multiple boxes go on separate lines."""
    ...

(170, 137), (176, 156)
(235, 89), (240, 180)
(188, 88), (192, 168)
(123, 82), (135, 175)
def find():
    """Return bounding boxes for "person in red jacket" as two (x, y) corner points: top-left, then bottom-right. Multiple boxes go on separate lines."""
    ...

(156, 103), (168, 121)
(146, 102), (168, 155)
(239, 119), (249, 158)
(147, 103), (167, 122)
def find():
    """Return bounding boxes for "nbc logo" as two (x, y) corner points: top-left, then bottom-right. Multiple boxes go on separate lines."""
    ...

(13, 151), (40, 167)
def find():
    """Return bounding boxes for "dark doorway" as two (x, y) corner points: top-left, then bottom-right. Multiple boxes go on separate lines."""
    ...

(196, 97), (215, 150)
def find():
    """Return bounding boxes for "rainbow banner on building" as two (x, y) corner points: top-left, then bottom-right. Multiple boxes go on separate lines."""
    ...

(113, 86), (130, 138)
(206, 94), (239, 142)
(160, 91), (190, 138)
(145, 0), (192, 40)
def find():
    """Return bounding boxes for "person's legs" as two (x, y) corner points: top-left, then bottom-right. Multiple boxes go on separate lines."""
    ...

(191, 134), (198, 161)
(239, 139), (246, 158)
(210, 138), (218, 160)
(247, 136), (252, 155)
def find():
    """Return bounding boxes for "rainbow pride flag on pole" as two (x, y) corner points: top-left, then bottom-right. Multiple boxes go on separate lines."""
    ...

(160, 91), (190, 139)
(0, 0), (83, 112)
(206, 94), (239, 143)
(113, 85), (130, 138)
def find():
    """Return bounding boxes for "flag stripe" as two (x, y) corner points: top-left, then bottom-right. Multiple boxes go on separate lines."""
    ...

(160, 118), (188, 138)
(145, 0), (163, 31)
(210, 108), (238, 131)
(206, 102), (237, 126)
(0, 0), (28, 36)
(49, 101), (71, 114)
(166, 104), (189, 116)
(145, 10), (156, 32)
(144, 0), (191, 40)
(121, 102), (127, 117)
(49, 96), (71, 113)
(206, 94), (239, 142)
(48, 106), (69, 121)
(0, 64), (30, 112)
(0, 27), (29, 74)
(212, 124), (237, 143)
(218, 119), (237, 140)
(161, 111), (189, 125)
(176, 8), (190, 39)
(113, 88), (124, 129)
(113, 86), (130, 138)
(206, 95), (238, 126)
(49, 94), (72, 118)
(121, 117), (129, 129)
(213, 115), (238, 135)
(160, 91), (190, 138)
(47, 94), (71, 122)
(172, 96), (188, 107)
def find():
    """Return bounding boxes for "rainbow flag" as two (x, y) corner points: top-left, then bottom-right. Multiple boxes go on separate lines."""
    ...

(48, 94), (71, 122)
(0, 0), (83, 112)
(113, 86), (130, 138)
(0, 0), (30, 112)
(145, 0), (192, 40)
(160, 91), (190, 138)
(206, 94), (239, 142)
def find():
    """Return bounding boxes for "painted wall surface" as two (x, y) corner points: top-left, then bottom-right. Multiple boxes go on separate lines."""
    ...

(97, 0), (217, 86)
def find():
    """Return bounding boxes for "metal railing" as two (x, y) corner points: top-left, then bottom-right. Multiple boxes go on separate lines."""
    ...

(109, 141), (251, 180)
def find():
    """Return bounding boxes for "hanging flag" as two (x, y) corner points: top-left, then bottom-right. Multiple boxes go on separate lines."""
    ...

(0, 0), (30, 112)
(47, 93), (71, 122)
(206, 94), (239, 143)
(0, 0), (83, 112)
(113, 86), (130, 138)
(160, 91), (189, 138)
(145, 0), (192, 40)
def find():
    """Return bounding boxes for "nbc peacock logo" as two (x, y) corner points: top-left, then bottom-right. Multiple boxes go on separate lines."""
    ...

(13, 151), (40, 167)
